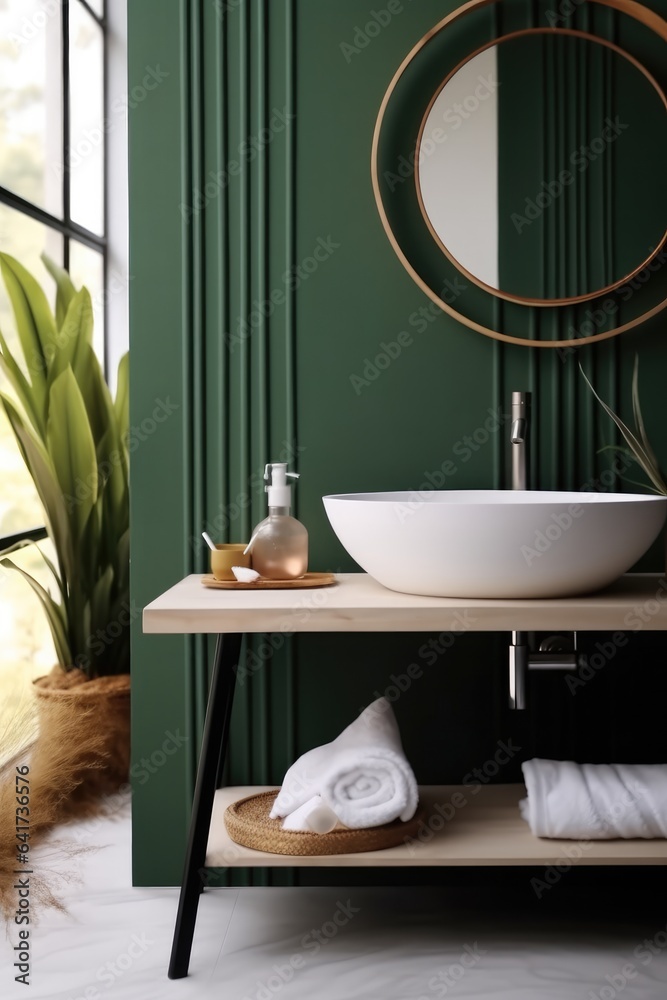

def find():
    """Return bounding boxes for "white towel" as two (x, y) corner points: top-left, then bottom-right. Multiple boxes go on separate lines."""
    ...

(270, 697), (419, 831)
(520, 758), (667, 839)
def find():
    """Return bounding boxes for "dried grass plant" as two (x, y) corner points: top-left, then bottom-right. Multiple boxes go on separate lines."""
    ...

(0, 694), (110, 921)
(581, 356), (667, 496)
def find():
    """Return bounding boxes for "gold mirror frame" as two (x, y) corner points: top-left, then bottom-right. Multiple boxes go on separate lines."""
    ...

(371, 0), (667, 348)
(415, 27), (667, 309)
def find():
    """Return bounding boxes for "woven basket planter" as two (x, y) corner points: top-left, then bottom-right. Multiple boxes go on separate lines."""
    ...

(33, 668), (131, 806)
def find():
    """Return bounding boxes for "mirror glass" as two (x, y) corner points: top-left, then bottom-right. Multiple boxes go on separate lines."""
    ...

(417, 32), (667, 304)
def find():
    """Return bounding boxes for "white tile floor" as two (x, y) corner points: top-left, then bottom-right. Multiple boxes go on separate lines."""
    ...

(3, 796), (667, 1000)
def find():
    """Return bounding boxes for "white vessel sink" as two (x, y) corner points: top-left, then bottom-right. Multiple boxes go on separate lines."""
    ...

(322, 490), (667, 599)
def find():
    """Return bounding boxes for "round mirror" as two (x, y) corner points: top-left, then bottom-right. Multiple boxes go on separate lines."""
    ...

(416, 30), (667, 306)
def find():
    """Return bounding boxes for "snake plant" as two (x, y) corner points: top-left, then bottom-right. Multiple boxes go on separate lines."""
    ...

(581, 356), (667, 496)
(0, 253), (129, 678)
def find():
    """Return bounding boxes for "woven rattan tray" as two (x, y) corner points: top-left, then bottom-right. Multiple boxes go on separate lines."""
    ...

(224, 789), (426, 856)
(202, 573), (336, 590)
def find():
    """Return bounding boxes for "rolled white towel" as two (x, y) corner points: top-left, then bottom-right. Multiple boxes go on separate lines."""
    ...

(520, 758), (667, 839)
(270, 697), (419, 831)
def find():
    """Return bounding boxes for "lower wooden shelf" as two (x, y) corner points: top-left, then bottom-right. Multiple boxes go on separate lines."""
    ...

(206, 785), (667, 867)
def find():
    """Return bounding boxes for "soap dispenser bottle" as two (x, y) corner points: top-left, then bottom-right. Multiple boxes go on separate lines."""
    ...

(246, 463), (308, 579)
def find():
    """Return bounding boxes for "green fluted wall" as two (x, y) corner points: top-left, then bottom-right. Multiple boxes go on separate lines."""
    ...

(129, 0), (667, 886)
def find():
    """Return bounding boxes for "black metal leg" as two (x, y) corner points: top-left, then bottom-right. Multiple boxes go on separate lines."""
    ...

(168, 632), (242, 979)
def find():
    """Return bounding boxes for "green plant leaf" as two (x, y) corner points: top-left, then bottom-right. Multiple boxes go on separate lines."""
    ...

(0, 253), (56, 392)
(96, 426), (128, 539)
(0, 393), (74, 584)
(104, 483), (128, 584)
(80, 349), (129, 548)
(0, 328), (45, 437)
(0, 537), (33, 559)
(115, 352), (129, 446)
(90, 564), (114, 636)
(46, 288), (94, 389)
(1, 557), (72, 666)
(0, 537), (66, 600)
(115, 527), (130, 595)
(70, 341), (115, 450)
(46, 366), (99, 543)
(34, 543), (67, 600)
(81, 598), (92, 657)
(76, 493), (104, 620)
(41, 253), (78, 330)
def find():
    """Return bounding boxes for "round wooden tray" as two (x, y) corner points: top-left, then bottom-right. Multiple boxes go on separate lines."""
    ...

(224, 789), (426, 856)
(202, 572), (336, 590)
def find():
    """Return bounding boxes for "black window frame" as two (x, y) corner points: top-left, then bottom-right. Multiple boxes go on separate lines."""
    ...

(0, 0), (108, 551)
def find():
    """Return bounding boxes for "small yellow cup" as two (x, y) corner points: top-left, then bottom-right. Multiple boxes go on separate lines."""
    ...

(211, 543), (251, 581)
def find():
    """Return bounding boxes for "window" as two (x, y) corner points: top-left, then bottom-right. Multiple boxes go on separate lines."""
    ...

(0, 0), (108, 725)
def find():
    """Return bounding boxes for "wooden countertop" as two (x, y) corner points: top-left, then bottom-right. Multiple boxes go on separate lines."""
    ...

(143, 572), (667, 634)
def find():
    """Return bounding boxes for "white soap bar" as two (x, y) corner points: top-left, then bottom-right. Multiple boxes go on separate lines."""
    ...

(306, 804), (340, 835)
(232, 566), (261, 583)
(281, 794), (341, 834)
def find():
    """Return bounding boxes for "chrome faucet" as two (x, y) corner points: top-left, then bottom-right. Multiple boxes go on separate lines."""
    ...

(509, 390), (531, 709)
(510, 391), (530, 491)
(507, 390), (578, 709)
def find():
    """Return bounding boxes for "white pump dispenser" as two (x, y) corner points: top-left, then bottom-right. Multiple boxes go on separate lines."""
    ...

(264, 463), (299, 509)
(244, 463), (308, 579)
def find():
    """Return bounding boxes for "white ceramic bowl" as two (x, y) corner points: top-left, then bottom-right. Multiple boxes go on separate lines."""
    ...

(322, 490), (667, 599)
